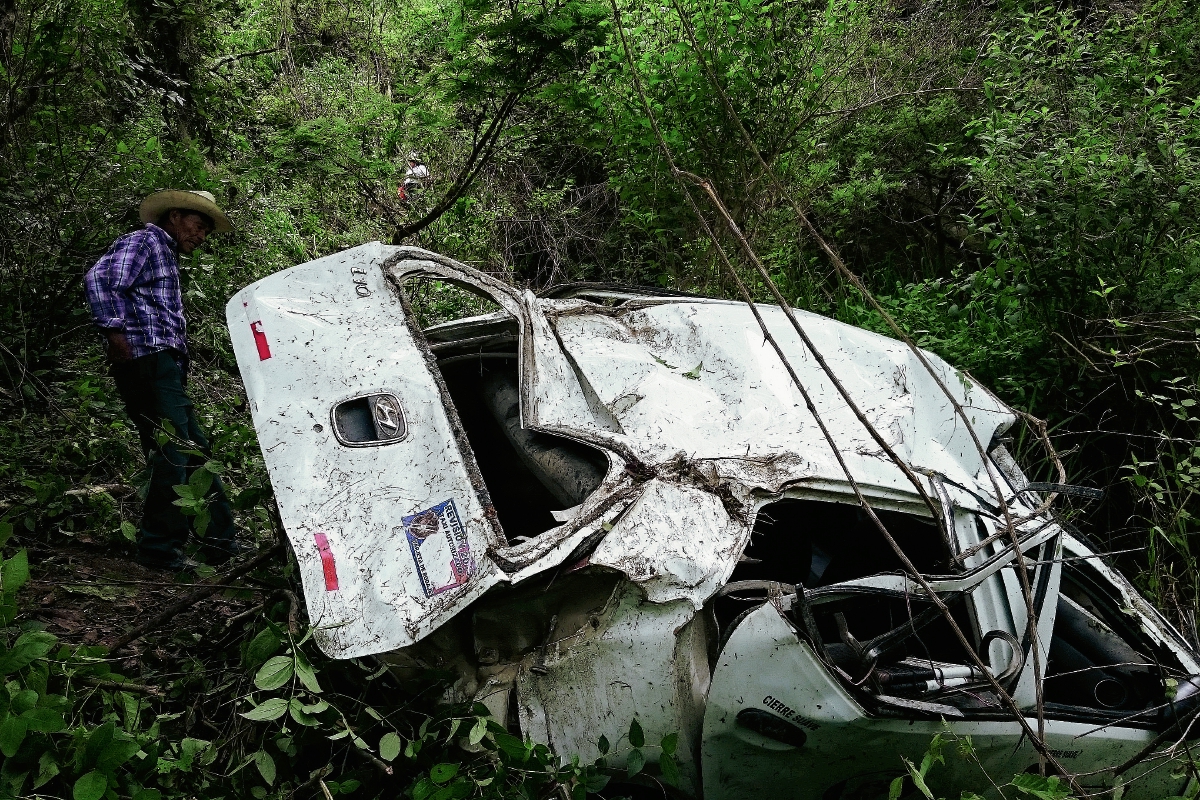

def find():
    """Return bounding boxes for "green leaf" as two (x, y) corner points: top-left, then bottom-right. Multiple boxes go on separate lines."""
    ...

(188, 466), (214, 498)
(22, 707), (65, 732)
(493, 732), (528, 761)
(628, 718), (644, 748)
(597, 734), (609, 755)
(83, 721), (115, 768)
(171, 484), (196, 501)
(294, 650), (323, 694)
(904, 756), (934, 800)
(120, 521), (137, 542)
(255, 750), (276, 785)
(254, 655), (294, 690)
(302, 699), (330, 714)
(11, 688), (37, 712)
(178, 738), (210, 772)
(379, 732), (402, 761)
(194, 508), (211, 538)
(288, 698), (318, 726)
(660, 752), (680, 786)
(413, 778), (435, 800)
(430, 763), (459, 784)
(682, 362), (702, 379)
(584, 769), (611, 792)
(660, 731), (678, 756)
(888, 775), (906, 800)
(468, 717), (487, 745)
(73, 771), (108, 800)
(132, 790), (162, 800)
(1, 549), (30, 595)
(0, 715), (28, 757)
(245, 628), (281, 667)
(626, 747), (646, 777)
(241, 697), (288, 721)
(1011, 773), (1071, 800)
(33, 751), (59, 789)
(0, 630), (55, 674)
(98, 738), (141, 770)
(340, 779), (360, 793)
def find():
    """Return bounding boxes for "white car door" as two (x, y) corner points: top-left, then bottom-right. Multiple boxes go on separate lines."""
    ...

(226, 242), (507, 658)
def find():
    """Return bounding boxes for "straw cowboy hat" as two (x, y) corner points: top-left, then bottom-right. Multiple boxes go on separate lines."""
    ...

(139, 190), (233, 234)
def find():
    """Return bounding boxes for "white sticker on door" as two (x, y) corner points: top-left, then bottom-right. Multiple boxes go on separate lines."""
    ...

(401, 499), (475, 597)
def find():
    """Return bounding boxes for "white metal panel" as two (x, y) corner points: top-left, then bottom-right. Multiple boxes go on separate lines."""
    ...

(226, 243), (503, 658)
(589, 479), (748, 608)
(547, 300), (1014, 499)
(957, 512), (1022, 677)
(516, 581), (710, 794)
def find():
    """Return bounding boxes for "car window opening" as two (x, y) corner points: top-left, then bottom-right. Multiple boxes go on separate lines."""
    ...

(435, 341), (608, 544)
(406, 278), (505, 328)
(715, 500), (946, 639)
(729, 499), (945, 590)
(715, 499), (998, 709)
(1043, 560), (1181, 714)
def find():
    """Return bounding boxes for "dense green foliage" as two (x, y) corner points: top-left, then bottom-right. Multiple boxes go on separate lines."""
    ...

(1, 0), (1198, 795)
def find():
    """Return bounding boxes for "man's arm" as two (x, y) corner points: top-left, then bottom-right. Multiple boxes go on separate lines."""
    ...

(84, 235), (147, 363)
(103, 330), (134, 362)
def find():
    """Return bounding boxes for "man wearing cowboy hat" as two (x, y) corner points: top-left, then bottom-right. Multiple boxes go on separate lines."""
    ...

(85, 190), (245, 573)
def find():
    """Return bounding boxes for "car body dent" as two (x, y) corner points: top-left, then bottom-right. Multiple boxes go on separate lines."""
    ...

(228, 243), (1200, 798)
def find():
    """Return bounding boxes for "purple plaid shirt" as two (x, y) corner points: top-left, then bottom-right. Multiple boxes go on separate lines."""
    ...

(85, 223), (187, 358)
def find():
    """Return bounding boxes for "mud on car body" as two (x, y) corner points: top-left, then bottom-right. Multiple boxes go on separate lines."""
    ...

(227, 244), (1200, 799)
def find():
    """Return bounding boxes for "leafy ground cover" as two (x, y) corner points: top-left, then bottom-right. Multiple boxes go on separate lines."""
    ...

(1, 527), (624, 800)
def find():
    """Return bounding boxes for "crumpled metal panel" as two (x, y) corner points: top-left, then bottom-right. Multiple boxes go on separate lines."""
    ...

(589, 479), (746, 608)
(544, 300), (1013, 499)
(516, 581), (711, 794)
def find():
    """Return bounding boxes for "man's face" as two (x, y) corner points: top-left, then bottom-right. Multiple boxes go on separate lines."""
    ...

(163, 210), (214, 255)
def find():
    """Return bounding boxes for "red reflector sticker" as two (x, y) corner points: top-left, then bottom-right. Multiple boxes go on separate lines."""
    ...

(250, 320), (272, 360)
(313, 533), (339, 591)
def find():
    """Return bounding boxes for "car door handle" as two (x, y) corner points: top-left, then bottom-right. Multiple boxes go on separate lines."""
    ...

(736, 708), (808, 747)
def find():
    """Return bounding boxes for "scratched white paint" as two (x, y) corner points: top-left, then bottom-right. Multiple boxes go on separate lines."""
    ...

(516, 581), (711, 794)
(589, 479), (744, 608)
(226, 244), (503, 658)
(542, 299), (1012, 497)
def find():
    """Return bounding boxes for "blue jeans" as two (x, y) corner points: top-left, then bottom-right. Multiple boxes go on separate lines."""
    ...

(112, 350), (237, 563)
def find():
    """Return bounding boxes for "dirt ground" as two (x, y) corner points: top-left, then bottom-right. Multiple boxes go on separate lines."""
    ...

(20, 542), (265, 670)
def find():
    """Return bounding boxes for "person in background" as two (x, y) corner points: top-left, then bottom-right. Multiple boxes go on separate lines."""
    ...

(399, 151), (430, 203)
(85, 190), (247, 573)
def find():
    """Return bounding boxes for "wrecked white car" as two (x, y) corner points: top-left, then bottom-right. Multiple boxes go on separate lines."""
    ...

(227, 243), (1200, 799)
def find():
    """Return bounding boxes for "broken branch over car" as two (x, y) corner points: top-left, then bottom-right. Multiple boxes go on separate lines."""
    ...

(226, 244), (1200, 799)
